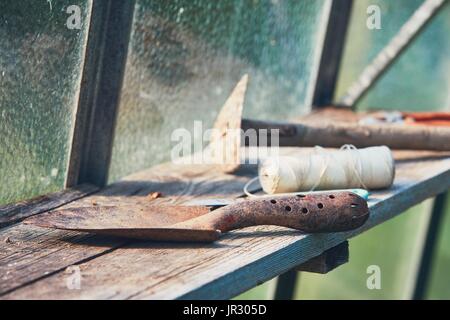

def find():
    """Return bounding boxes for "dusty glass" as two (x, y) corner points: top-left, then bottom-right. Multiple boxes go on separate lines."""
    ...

(109, 0), (330, 181)
(0, 1), (91, 205)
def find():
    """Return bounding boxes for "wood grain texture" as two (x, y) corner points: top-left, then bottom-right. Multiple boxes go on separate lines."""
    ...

(1, 149), (449, 300)
(0, 225), (121, 295)
(0, 184), (99, 226)
(0, 163), (253, 296)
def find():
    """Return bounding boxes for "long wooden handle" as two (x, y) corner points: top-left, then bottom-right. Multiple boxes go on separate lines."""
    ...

(179, 192), (369, 233)
(242, 118), (450, 151)
(404, 112), (450, 122)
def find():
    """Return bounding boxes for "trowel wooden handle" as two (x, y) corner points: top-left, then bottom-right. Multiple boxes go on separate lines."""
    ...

(242, 118), (450, 151)
(180, 192), (369, 233)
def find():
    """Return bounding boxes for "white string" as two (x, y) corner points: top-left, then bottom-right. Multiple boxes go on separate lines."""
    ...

(308, 146), (331, 192)
(243, 176), (260, 197)
(257, 145), (394, 194)
(340, 144), (368, 190)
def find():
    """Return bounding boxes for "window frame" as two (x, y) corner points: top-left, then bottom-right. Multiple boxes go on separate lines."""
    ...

(65, 0), (352, 188)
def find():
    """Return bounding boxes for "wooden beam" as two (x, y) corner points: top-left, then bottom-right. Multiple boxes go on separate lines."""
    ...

(273, 241), (349, 300)
(296, 241), (348, 274)
(66, 0), (136, 188)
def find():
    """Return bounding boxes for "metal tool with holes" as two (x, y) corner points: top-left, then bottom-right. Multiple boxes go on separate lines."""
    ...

(24, 191), (369, 242)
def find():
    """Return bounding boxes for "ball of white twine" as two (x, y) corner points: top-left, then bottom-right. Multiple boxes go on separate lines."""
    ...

(257, 145), (395, 194)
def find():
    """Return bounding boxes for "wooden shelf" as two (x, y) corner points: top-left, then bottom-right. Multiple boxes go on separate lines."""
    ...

(1, 149), (449, 299)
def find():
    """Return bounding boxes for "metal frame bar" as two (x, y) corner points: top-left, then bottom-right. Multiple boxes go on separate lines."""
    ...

(273, 269), (298, 300)
(339, 0), (447, 107)
(272, 0), (354, 300)
(66, 0), (136, 188)
(412, 192), (448, 299)
(312, 0), (353, 107)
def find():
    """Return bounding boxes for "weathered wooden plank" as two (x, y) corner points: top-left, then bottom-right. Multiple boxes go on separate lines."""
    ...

(0, 184), (99, 227)
(0, 226), (121, 295)
(2, 150), (449, 300)
(0, 163), (255, 296)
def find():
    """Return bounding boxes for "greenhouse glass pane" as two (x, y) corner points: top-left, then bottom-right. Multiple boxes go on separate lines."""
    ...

(335, 0), (450, 111)
(0, 1), (91, 205)
(109, 0), (330, 181)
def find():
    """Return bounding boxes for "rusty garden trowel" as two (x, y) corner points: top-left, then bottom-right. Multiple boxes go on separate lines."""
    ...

(25, 191), (369, 242)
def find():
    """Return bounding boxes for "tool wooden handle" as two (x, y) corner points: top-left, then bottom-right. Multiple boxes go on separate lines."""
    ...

(242, 118), (450, 151)
(404, 112), (450, 122)
(180, 192), (369, 233)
